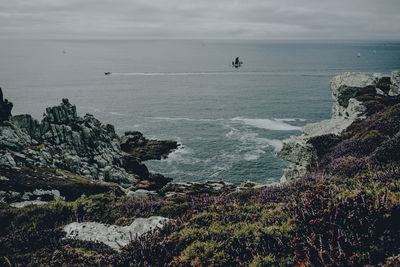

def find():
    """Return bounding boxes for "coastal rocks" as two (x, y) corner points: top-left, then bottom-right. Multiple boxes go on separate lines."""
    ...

(0, 92), (179, 201)
(63, 216), (169, 250)
(10, 114), (41, 142)
(132, 173), (172, 191)
(124, 155), (150, 178)
(372, 73), (392, 95)
(329, 72), (371, 120)
(160, 181), (236, 196)
(390, 70), (400, 96)
(43, 98), (77, 125)
(120, 131), (179, 161)
(0, 124), (34, 151)
(278, 71), (399, 182)
(4, 99), (133, 184)
(0, 88), (13, 125)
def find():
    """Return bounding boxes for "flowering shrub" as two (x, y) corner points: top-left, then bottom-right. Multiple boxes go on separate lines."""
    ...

(1, 88), (400, 266)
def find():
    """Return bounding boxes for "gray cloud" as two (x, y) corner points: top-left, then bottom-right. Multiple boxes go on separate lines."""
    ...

(0, 0), (399, 39)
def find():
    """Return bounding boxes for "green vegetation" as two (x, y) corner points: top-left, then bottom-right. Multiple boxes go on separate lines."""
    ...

(1, 90), (400, 266)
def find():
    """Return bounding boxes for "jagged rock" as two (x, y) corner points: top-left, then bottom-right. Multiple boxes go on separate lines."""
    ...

(10, 114), (41, 141)
(0, 92), (176, 191)
(124, 155), (149, 178)
(43, 98), (77, 124)
(0, 124), (33, 151)
(120, 131), (179, 161)
(372, 73), (391, 94)
(0, 152), (17, 169)
(120, 131), (146, 151)
(389, 70), (400, 96)
(15, 99), (133, 184)
(0, 88), (13, 125)
(63, 216), (170, 250)
(278, 136), (316, 165)
(103, 166), (132, 184)
(330, 72), (372, 119)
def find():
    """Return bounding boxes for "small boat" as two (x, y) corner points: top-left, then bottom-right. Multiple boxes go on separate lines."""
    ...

(357, 53), (361, 57)
(232, 57), (243, 68)
(104, 72), (111, 75)
(372, 50), (377, 54)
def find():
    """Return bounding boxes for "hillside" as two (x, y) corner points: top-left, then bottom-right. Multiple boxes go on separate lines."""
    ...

(1, 71), (400, 266)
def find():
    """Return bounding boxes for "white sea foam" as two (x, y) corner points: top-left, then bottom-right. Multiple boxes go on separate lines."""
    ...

(274, 118), (307, 122)
(243, 150), (265, 161)
(160, 145), (202, 165)
(265, 139), (283, 152)
(225, 125), (284, 162)
(239, 132), (283, 153)
(231, 117), (302, 131)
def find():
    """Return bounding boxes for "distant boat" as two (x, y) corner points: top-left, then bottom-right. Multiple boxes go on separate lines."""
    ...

(372, 50), (377, 54)
(232, 57), (243, 68)
(357, 53), (361, 57)
(104, 72), (111, 75)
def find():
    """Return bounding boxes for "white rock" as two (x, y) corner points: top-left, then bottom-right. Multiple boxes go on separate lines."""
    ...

(63, 216), (170, 250)
(0, 152), (17, 168)
(127, 189), (157, 198)
(389, 70), (400, 96)
(376, 88), (385, 95)
(391, 70), (400, 89)
(10, 200), (48, 208)
(33, 189), (65, 201)
(303, 118), (353, 137)
(329, 72), (373, 93)
(0, 176), (9, 181)
(278, 72), (373, 182)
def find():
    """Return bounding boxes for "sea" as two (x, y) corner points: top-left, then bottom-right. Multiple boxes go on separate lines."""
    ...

(1, 39), (399, 185)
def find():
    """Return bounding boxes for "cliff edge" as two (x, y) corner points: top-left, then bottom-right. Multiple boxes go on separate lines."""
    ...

(278, 70), (400, 182)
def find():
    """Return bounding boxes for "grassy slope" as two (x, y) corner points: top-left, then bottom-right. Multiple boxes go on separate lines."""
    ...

(1, 88), (400, 266)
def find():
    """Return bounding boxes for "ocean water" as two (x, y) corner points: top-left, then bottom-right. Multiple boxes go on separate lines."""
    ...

(1, 39), (400, 184)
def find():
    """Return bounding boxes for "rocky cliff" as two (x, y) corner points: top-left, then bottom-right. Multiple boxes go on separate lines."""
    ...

(278, 70), (400, 181)
(0, 88), (13, 125)
(0, 95), (178, 204)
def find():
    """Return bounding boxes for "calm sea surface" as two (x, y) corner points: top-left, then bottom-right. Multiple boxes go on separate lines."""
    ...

(1, 39), (399, 184)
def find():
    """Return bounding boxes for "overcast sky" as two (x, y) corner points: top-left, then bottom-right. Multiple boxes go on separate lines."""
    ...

(1, 0), (399, 40)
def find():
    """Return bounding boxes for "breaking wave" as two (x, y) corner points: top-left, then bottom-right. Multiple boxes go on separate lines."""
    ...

(231, 117), (302, 131)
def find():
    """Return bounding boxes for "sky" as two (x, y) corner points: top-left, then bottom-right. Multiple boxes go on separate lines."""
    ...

(0, 0), (399, 40)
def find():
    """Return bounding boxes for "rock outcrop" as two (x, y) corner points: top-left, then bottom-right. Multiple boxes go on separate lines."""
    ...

(120, 131), (179, 161)
(64, 216), (170, 250)
(0, 88), (13, 125)
(278, 70), (400, 182)
(3, 98), (131, 184)
(0, 92), (178, 204)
